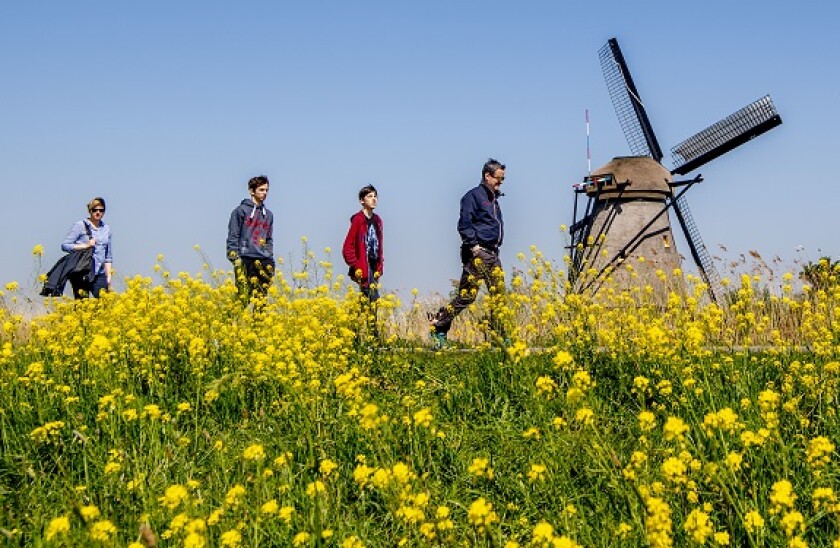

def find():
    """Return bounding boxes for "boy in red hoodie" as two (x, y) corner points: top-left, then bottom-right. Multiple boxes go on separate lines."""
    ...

(342, 185), (383, 301)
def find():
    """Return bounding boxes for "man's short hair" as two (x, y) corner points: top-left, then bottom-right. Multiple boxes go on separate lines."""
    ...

(248, 175), (270, 191)
(358, 184), (377, 201)
(482, 158), (505, 178)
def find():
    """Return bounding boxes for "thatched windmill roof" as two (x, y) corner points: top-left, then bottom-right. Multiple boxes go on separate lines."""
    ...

(588, 156), (671, 199)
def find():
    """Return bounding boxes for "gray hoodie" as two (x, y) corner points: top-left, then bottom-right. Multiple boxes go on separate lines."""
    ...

(226, 199), (274, 261)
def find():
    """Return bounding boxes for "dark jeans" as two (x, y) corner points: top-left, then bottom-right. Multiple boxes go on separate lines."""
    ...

(236, 257), (275, 302)
(433, 247), (505, 334)
(70, 272), (109, 300)
(361, 259), (380, 301)
(356, 260), (380, 340)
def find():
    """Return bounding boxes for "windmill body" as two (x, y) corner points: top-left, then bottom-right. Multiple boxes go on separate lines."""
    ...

(577, 156), (682, 293)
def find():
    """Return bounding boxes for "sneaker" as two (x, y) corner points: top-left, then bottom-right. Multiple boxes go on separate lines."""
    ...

(430, 331), (448, 351)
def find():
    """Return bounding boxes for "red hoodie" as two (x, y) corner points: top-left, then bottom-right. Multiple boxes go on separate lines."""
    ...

(342, 211), (383, 287)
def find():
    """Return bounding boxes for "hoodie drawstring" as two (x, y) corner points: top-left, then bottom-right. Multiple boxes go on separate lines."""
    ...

(249, 203), (265, 219)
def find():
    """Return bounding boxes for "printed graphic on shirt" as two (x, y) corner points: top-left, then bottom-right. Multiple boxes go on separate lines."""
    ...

(244, 216), (271, 248)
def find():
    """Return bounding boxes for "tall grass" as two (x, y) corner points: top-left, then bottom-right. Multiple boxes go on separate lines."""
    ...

(1, 247), (839, 546)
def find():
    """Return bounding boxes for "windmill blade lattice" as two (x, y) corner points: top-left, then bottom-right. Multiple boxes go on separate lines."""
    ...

(671, 195), (722, 303)
(671, 95), (782, 175)
(599, 38), (663, 162)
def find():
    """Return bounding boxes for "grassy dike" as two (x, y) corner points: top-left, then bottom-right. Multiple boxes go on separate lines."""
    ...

(2, 255), (840, 546)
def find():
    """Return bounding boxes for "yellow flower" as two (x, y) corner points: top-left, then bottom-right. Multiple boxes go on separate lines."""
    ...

(528, 463), (547, 483)
(224, 484), (246, 506)
(535, 375), (558, 396)
(522, 427), (541, 439)
(552, 417), (567, 429)
(79, 505), (100, 522)
(531, 521), (554, 544)
(89, 519), (117, 542)
(553, 350), (574, 370)
(413, 407), (433, 428)
(261, 499), (279, 515)
(391, 462), (413, 484)
(743, 510), (765, 532)
(468, 457), (494, 479)
(663, 416), (690, 441)
(30, 420), (65, 443)
(279, 506), (295, 524)
(702, 408), (741, 433)
(812, 487), (837, 512)
(713, 531), (730, 545)
(574, 407), (594, 425)
(186, 519), (206, 534)
(780, 511), (805, 537)
(468, 497), (498, 531)
(638, 411), (656, 431)
(566, 387), (584, 404)
(293, 532), (311, 546)
(159, 484), (189, 510)
(220, 529), (242, 547)
(32, 244), (44, 256)
(319, 459), (338, 477)
(683, 509), (713, 544)
(104, 461), (121, 475)
(142, 404), (162, 419)
(806, 436), (835, 468)
(770, 480), (797, 514)
(306, 480), (326, 497)
(724, 451), (743, 472)
(644, 496), (672, 548)
(45, 515), (71, 540)
(614, 522), (632, 539)
(342, 536), (365, 548)
(242, 444), (266, 461)
(184, 532), (206, 548)
(207, 509), (223, 526)
(661, 457), (687, 484)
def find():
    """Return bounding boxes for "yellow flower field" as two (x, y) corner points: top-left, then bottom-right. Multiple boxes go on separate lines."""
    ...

(2, 249), (840, 546)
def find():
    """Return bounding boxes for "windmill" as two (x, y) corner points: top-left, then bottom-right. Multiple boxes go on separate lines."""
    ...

(568, 38), (782, 302)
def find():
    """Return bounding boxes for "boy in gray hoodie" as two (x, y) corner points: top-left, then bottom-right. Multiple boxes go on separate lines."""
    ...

(226, 175), (275, 301)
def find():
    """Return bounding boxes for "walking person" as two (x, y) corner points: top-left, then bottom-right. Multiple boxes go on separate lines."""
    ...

(429, 159), (507, 349)
(343, 185), (384, 341)
(342, 185), (384, 301)
(226, 175), (275, 303)
(61, 197), (113, 299)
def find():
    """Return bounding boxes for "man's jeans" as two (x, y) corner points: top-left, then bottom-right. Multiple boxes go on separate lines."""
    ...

(432, 247), (505, 335)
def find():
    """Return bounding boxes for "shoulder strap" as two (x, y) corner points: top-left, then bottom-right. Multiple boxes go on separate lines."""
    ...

(83, 220), (93, 238)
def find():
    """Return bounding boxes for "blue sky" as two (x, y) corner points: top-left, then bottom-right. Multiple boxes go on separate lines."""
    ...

(2, 1), (838, 300)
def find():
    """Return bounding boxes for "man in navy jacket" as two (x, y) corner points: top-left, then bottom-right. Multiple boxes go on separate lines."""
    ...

(429, 158), (507, 348)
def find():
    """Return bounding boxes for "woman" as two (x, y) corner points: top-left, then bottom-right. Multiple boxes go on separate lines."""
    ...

(61, 197), (113, 298)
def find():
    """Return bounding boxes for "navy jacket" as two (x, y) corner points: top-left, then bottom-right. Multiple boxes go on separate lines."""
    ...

(457, 183), (504, 251)
(40, 247), (94, 297)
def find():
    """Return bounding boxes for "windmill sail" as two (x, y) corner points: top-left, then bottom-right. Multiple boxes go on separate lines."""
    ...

(670, 195), (722, 303)
(671, 95), (782, 175)
(599, 38), (663, 161)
